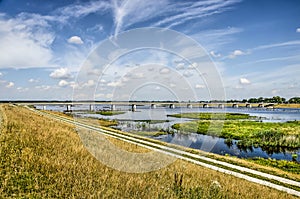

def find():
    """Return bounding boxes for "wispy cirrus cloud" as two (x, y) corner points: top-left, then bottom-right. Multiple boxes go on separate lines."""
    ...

(56, 0), (110, 19)
(152, 0), (241, 29)
(111, 0), (241, 35)
(253, 40), (300, 51)
(191, 27), (243, 51)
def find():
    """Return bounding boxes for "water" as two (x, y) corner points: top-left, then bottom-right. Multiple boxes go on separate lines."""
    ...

(155, 133), (300, 162)
(35, 104), (300, 161)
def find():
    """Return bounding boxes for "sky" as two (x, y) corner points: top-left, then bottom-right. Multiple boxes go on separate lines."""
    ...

(0, 0), (299, 101)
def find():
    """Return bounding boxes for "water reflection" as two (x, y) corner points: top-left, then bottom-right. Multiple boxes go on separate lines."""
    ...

(154, 133), (300, 162)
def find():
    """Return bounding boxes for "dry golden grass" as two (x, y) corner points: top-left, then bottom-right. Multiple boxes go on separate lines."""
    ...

(0, 104), (297, 198)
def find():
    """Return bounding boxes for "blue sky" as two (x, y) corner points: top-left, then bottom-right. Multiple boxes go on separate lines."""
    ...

(0, 0), (299, 100)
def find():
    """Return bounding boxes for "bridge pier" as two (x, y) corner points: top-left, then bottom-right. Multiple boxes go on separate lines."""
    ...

(218, 104), (225, 109)
(111, 104), (116, 111)
(169, 104), (175, 109)
(42, 105), (46, 110)
(131, 104), (137, 112)
(187, 104), (193, 109)
(232, 104), (239, 108)
(246, 104), (252, 108)
(258, 103), (264, 108)
(89, 104), (94, 111)
(203, 104), (209, 108)
(66, 104), (71, 112)
(151, 104), (156, 109)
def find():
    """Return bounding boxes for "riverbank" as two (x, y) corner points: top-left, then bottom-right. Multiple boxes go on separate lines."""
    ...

(0, 104), (298, 198)
(275, 104), (300, 109)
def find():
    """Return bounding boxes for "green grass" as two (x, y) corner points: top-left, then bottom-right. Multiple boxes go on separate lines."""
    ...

(168, 112), (258, 120)
(248, 157), (300, 174)
(172, 120), (300, 148)
(95, 110), (125, 116)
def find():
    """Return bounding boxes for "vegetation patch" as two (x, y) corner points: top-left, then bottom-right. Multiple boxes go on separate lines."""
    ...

(249, 157), (300, 174)
(172, 120), (300, 148)
(95, 110), (125, 116)
(168, 112), (258, 120)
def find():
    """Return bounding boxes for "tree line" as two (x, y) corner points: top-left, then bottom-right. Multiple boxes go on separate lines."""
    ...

(227, 96), (300, 104)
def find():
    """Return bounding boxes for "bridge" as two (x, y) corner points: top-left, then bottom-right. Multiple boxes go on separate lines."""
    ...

(23, 101), (277, 112)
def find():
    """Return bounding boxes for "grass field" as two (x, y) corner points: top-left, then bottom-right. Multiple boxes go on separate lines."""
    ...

(0, 104), (298, 198)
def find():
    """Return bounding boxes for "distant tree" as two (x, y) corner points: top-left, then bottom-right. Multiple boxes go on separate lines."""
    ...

(288, 97), (300, 104)
(248, 98), (257, 103)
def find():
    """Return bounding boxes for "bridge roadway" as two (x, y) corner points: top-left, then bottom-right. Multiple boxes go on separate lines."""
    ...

(22, 101), (275, 110)
(26, 106), (300, 197)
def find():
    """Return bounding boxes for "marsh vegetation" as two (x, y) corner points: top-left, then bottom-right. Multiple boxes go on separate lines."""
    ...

(172, 119), (300, 149)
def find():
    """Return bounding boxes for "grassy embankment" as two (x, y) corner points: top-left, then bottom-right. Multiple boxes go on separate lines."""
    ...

(0, 104), (298, 198)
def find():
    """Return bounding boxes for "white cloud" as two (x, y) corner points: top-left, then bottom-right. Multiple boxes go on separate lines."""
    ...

(229, 50), (245, 59)
(17, 87), (29, 92)
(183, 71), (193, 77)
(0, 14), (54, 68)
(296, 28), (300, 33)
(187, 63), (198, 69)
(82, 80), (95, 88)
(28, 78), (39, 83)
(192, 27), (243, 51)
(254, 40), (300, 50)
(152, 0), (241, 29)
(210, 51), (221, 58)
(0, 72), (2, 76)
(107, 81), (123, 87)
(50, 68), (72, 79)
(176, 63), (185, 70)
(6, 82), (14, 88)
(67, 36), (84, 44)
(195, 84), (205, 89)
(58, 0), (111, 19)
(87, 24), (104, 32)
(35, 85), (51, 90)
(159, 68), (170, 74)
(58, 80), (69, 87)
(239, 77), (251, 85)
(170, 83), (176, 88)
(111, 0), (240, 35)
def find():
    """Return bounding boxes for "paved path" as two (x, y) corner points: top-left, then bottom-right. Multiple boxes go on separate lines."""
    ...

(27, 106), (300, 197)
